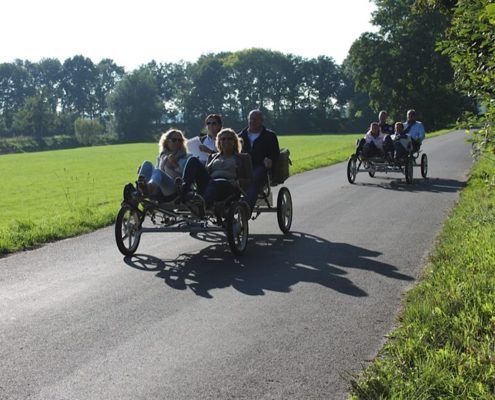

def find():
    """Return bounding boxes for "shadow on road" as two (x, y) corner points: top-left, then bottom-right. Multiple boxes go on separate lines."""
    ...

(355, 177), (466, 193)
(124, 232), (414, 299)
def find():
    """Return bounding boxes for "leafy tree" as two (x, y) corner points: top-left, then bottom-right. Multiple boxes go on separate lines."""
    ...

(184, 53), (231, 133)
(0, 61), (35, 132)
(74, 117), (105, 145)
(12, 93), (55, 139)
(60, 55), (97, 116)
(94, 59), (125, 118)
(108, 68), (163, 140)
(416, 0), (495, 150)
(28, 58), (63, 113)
(345, 0), (474, 129)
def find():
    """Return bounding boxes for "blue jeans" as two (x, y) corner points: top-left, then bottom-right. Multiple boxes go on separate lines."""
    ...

(182, 157), (236, 207)
(138, 161), (176, 200)
(246, 165), (268, 209)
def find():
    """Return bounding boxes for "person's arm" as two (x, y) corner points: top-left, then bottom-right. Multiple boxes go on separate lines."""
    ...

(419, 124), (426, 141)
(264, 133), (280, 168)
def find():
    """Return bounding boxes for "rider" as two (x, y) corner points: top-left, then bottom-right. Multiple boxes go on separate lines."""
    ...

(196, 114), (222, 164)
(179, 128), (253, 215)
(137, 129), (189, 201)
(392, 122), (412, 161)
(361, 122), (385, 160)
(403, 109), (425, 153)
(238, 109), (280, 210)
(378, 110), (395, 160)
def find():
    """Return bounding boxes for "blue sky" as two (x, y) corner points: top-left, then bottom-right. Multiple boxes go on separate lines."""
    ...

(2, 0), (377, 70)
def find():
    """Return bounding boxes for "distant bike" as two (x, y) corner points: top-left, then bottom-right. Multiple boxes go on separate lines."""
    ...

(347, 144), (428, 184)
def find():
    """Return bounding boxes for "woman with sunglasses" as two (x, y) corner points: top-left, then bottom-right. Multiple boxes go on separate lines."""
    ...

(137, 129), (189, 201)
(180, 128), (252, 214)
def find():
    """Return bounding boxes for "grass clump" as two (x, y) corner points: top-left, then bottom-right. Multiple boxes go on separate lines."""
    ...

(350, 155), (495, 399)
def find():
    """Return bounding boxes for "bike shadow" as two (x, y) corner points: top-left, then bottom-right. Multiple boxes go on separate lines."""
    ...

(355, 177), (466, 193)
(124, 232), (414, 299)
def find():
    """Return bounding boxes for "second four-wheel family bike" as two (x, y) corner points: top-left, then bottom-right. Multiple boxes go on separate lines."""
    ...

(347, 148), (428, 184)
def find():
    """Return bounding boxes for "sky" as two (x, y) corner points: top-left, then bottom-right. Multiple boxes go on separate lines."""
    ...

(2, 0), (377, 71)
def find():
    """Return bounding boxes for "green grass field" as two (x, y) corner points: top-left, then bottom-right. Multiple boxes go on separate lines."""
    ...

(0, 130), (450, 255)
(351, 154), (495, 399)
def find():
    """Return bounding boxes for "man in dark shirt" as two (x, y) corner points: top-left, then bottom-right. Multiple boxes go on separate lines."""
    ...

(378, 110), (394, 135)
(379, 110), (394, 160)
(238, 110), (280, 209)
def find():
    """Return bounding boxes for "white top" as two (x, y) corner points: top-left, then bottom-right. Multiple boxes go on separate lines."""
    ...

(364, 131), (385, 150)
(247, 131), (261, 146)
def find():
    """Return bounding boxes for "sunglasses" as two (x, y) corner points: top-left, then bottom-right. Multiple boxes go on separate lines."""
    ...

(220, 137), (235, 142)
(169, 137), (182, 143)
(206, 121), (218, 125)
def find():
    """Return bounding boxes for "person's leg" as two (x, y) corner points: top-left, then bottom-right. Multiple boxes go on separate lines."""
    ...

(182, 157), (209, 194)
(149, 169), (175, 198)
(137, 161), (154, 181)
(356, 138), (366, 155)
(203, 179), (235, 208)
(411, 139), (421, 153)
(383, 135), (394, 160)
(246, 166), (267, 210)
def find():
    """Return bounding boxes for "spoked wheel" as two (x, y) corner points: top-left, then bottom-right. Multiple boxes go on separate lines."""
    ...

(347, 155), (358, 184)
(405, 157), (414, 184)
(421, 153), (428, 179)
(277, 187), (293, 234)
(115, 205), (142, 256)
(226, 201), (249, 256)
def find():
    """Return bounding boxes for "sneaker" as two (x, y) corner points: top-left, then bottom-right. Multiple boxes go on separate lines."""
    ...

(136, 176), (148, 196)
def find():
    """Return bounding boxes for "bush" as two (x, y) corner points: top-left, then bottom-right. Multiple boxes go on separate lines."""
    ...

(74, 118), (105, 146)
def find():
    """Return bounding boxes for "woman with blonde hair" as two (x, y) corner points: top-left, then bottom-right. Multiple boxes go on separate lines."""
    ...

(137, 129), (189, 200)
(180, 128), (252, 214)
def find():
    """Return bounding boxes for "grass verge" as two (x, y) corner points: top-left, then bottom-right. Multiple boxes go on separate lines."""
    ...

(0, 129), (451, 256)
(350, 153), (495, 399)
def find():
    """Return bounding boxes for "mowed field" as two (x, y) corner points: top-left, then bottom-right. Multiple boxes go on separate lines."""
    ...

(0, 133), (366, 255)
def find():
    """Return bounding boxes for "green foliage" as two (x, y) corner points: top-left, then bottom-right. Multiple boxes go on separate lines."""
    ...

(351, 156), (495, 399)
(439, 1), (495, 153)
(107, 68), (163, 140)
(345, 0), (474, 129)
(12, 93), (56, 138)
(74, 117), (105, 145)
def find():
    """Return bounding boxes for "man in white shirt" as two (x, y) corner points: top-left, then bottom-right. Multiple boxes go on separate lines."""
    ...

(188, 114), (222, 164)
(403, 109), (426, 153)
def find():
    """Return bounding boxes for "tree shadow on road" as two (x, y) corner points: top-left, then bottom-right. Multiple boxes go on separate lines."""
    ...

(124, 232), (414, 299)
(354, 177), (466, 193)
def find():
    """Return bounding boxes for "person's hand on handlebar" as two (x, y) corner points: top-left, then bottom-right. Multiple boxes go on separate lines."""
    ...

(263, 157), (273, 169)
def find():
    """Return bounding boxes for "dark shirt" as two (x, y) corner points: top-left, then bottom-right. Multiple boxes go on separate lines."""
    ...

(238, 126), (280, 168)
(379, 123), (394, 135)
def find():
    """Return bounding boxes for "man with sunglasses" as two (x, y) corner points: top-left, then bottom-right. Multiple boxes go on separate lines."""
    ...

(197, 114), (222, 163)
(238, 109), (280, 210)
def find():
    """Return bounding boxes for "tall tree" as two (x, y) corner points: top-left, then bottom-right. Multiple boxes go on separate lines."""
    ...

(108, 68), (163, 140)
(0, 61), (35, 132)
(60, 55), (97, 116)
(12, 92), (55, 139)
(416, 0), (495, 149)
(345, 0), (473, 129)
(94, 59), (125, 118)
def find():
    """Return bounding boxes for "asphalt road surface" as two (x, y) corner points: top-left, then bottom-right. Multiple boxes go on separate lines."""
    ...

(0, 131), (473, 400)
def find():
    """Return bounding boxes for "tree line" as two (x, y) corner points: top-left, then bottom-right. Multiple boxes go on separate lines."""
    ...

(0, 0), (483, 151)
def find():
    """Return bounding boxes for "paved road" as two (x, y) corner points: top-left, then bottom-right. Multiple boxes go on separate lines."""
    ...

(0, 131), (472, 400)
